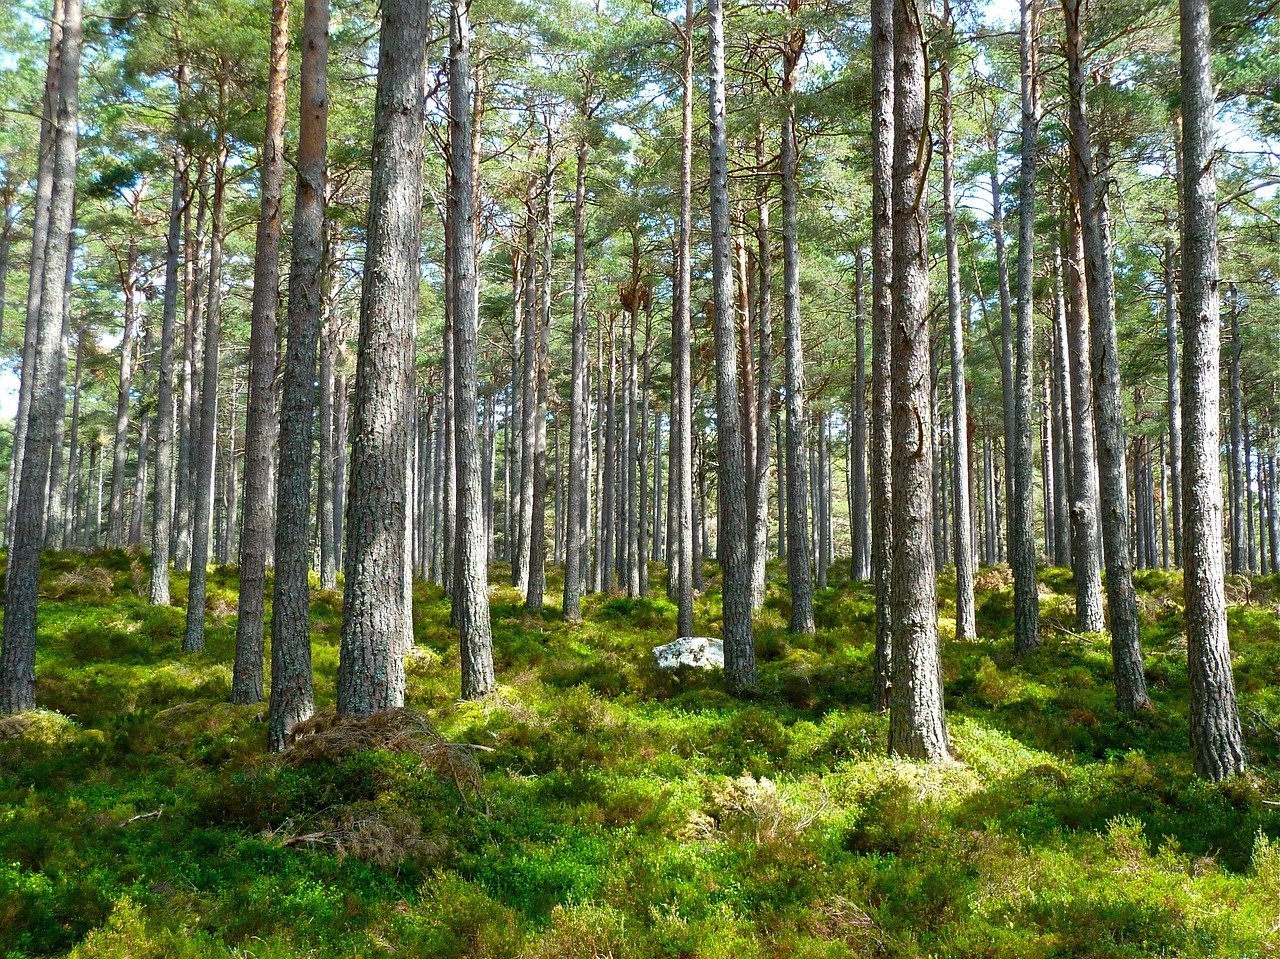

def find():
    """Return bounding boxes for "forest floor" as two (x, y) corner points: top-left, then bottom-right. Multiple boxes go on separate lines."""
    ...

(2, 551), (1280, 958)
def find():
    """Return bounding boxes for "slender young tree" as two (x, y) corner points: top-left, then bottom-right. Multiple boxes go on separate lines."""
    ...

(0, 0), (81, 714)
(869, 0), (894, 709)
(849, 247), (869, 582)
(450, 0), (496, 699)
(1010, 0), (1041, 654)
(183, 70), (229, 655)
(1178, 0), (1245, 781)
(149, 101), (188, 606)
(563, 119), (591, 620)
(781, 18), (814, 636)
(234, 0), (290, 705)
(1062, 197), (1105, 632)
(337, 0), (428, 714)
(1062, 0), (1150, 710)
(268, 0), (327, 748)
(888, 0), (949, 762)
(940, 3), (974, 641)
(669, 0), (695, 639)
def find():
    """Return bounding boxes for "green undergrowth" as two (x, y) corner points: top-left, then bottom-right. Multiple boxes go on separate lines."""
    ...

(1, 549), (1279, 957)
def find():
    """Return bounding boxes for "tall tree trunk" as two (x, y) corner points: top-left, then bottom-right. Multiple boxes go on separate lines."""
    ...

(448, 0), (496, 699)
(638, 297), (652, 597)
(1062, 0), (1150, 710)
(173, 159), (207, 571)
(748, 126), (774, 608)
(149, 98), (188, 605)
(670, 0), (696, 637)
(941, 10), (975, 640)
(850, 247), (869, 582)
(527, 139), (553, 611)
(513, 192), (537, 594)
(1164, 223), (1182, 566)
(1227, 284), (1245, 574)
(6, 0), (65, 549)
(0, 0), (80, 714)
(1063, 189), (1106, 632)
(266, 0), (326, 748)
(338, 0), (427, 714)
(869, 0), (895, 709)
(235, 0), (290, 704)
(990, 143), (1014, 565)
(182, 97), (229, 655)
(317, 227), (340, 590)
(1049, 237), (1072, 565)
(108, 224), (141, 548)
(1179, 0), (1246, 780)
(781, 29), (813, 637)
(711, 0), (756, 689)
(44, 236), (74, 547)
(63, 331), (82, 545)
(887, 0), (949, 761)
(1010, 0), (1042, 654)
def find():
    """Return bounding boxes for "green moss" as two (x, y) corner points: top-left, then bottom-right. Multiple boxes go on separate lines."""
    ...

(2, 550), (1279, 956)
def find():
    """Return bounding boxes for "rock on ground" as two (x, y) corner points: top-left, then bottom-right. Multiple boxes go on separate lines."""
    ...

(652, 637), (724, 671)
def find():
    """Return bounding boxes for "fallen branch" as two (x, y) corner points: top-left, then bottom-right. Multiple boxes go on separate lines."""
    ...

(119, 807), (163, 827)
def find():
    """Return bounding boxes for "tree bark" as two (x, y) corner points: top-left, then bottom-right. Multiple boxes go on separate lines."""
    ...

(108, 217), (141, 548)
(1178, 0), (1246, 780)
(563, 127), (590, 619)
(0, 0), (80, 714)
(1164, 223), (1182, 566)
(448, 0), (496, 699)
(337, 0), (427, 714)
(888, 0), (949, 762)
(182, 98), (229, 655)
(235, 0), (290, 704)
(149, 99), (188, 605)
(266, 0), (326, 748)
(710, 0), (756, 689)
(748, 126), (774, 609)
(5, 0), (65, 549)
(1011, 0), (1042, 654)
(1062, 0), (1150, 709)
(941, 11), (975, 641)
(870, 0), (895, 709)
(781, 29), (814, 637)
(1063, 187), (1105, 632)
(670, 0), (696, 637)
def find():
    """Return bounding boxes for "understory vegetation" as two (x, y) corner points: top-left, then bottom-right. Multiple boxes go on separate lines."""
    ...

(2, 550), (1279, 958)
